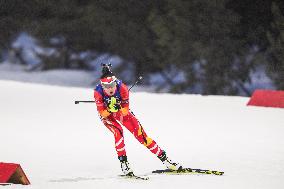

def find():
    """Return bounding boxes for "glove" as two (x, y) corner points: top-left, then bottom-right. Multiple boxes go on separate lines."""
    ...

(99, 109), (111, 118)
(107, 97), (121, 113)
(120, 107), (129, 116)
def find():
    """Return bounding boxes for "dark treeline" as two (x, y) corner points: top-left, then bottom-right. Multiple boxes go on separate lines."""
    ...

(0, 0), (283, 95)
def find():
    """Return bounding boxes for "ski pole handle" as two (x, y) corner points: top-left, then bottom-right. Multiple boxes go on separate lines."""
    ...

(75, 100), (95, 104)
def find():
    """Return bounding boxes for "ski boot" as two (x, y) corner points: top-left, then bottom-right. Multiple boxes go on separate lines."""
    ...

(118, 155), (134, 176)
(158, 151), (182, 171)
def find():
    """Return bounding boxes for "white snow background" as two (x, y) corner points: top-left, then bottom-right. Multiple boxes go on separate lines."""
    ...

(0, 78), (284, 189)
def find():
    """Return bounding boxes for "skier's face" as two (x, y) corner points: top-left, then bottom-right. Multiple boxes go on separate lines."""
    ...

(103, 85), (117, 96)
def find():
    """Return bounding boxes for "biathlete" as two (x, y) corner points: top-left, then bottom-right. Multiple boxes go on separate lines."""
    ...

(94, 64), (181, 175)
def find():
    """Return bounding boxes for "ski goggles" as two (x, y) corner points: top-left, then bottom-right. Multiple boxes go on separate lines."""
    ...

(101, 81), (116, 89)
(100, 76), (117, 89)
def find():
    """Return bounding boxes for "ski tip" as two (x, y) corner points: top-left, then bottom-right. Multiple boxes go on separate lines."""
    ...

(152, 168), (224, 176)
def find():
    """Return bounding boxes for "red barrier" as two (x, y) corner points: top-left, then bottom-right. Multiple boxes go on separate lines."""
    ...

(247, 89), (284, 108)
(0, 163), (30, 185)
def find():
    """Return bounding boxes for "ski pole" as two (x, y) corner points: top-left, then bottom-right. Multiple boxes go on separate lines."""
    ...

(128, 76), (143, 92)
(74, 76), (143, 104)
(75, 100), (94, 104)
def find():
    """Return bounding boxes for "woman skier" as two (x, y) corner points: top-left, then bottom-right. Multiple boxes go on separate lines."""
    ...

(94, 64), (181, 176)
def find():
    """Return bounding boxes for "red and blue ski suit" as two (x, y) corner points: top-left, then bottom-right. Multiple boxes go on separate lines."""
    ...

(94, 80), (164, 157)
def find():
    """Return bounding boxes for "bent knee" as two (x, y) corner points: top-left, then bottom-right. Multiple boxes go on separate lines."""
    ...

(143, 137), (153, 147)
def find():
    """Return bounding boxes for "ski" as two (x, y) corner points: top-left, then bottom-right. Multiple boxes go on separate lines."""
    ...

(152, 168), (224, 176)
(119, 173), (149, 180)
(0, 183), (12, 186)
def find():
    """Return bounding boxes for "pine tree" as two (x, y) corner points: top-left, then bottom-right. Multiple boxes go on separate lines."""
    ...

(266, 2), (284, 90)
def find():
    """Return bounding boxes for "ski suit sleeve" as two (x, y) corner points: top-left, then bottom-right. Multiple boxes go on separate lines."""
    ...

(119, 83), (130, 116)
(94, 90), (111, 118)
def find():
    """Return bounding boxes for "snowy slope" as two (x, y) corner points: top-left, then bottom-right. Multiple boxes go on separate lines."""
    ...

(0, 80), (283, 189)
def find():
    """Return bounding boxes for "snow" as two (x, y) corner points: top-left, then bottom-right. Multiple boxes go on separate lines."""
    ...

(11, 32), (45, 65)
(0, 63), (95, 88)
(246, 64), (276, 91)
(0, 79), (283, 188)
